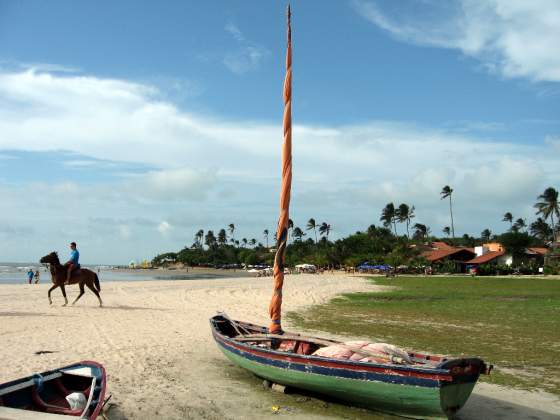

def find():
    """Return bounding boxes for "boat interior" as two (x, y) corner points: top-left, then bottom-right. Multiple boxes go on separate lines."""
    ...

(0, 366), (99, 418)
(212, 314), (491, 373)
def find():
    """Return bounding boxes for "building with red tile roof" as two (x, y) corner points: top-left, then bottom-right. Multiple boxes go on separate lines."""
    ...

(526, 247), (548, 256)
(423, 248), (475, 263)
(465, 251), (506, 265)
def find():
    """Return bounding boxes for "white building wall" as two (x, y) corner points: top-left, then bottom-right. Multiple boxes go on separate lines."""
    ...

(475, 246), (490, 257)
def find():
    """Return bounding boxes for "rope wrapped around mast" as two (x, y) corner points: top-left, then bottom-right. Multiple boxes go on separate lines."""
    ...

(269, 5), (292, 334)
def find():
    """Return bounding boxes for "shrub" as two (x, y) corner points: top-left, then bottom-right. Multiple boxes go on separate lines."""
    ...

(544, 264), (560, 275)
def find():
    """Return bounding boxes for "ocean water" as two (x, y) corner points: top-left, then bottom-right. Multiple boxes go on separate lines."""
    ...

(0, 263), (249, 285)
(0, 262), (47, 285)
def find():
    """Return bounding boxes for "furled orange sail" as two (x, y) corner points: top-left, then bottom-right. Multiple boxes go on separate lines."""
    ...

(269, 5), (292, 334)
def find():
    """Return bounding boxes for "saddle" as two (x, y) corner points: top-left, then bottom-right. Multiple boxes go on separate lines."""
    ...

(66, 264), (81, 280)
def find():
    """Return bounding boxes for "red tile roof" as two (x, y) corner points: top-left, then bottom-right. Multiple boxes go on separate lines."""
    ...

(466, 251), (505, 264)
(526, 247), (548, 255)
(423, 248), (475, 262)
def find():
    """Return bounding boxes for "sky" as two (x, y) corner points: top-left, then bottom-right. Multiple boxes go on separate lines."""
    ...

(0, 0), (559, 264)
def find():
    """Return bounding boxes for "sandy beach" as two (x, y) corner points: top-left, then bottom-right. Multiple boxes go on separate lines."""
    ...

(1, 272), (558, 419)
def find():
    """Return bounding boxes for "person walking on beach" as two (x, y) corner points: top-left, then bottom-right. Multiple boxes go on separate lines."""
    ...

(34, 270), (40, 284)
(27, 269), (34, 284)
(64, 242), (80, 284)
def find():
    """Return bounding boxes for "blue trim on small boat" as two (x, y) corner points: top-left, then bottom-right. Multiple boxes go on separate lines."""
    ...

(217, 336), (442, 388)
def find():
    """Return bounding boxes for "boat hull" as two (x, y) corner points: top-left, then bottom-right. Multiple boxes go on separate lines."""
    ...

(211, 315), (485, 419)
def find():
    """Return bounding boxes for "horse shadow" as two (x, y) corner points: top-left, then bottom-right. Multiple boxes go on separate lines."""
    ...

(98, 305), (168, 312)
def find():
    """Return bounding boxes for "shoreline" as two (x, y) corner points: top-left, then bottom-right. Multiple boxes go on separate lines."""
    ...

(3, 263), (559, 285)
(0, 274), (558, 419)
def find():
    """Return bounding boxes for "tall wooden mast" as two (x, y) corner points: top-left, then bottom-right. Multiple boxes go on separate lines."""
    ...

(269, 5), (292, 334)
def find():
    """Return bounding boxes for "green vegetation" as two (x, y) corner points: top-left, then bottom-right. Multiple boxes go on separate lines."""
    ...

(152, 226), (550, 271)
(151, 186), (559, 270)
(288, 276), (560, 395)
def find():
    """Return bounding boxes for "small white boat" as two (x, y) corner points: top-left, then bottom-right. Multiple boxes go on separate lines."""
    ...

(0, 361), (107, 419)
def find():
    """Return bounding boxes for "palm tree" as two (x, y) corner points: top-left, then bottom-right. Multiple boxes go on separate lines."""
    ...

(440, 185), (455, 239)
(288, 218), (294, 243)
(263, 229), (269, 248)
(292, 227), (305, 241)
(380, 203), (397, 235)
(442, 226), (451, 237)
(396, 203), (414, 238)
(228, 223), (235, 245)
(318, 222), (331, 239)
(535, 187), (559, 234)
(530, 217), (552, 241)
(241, 238), (248, 248)
(306, 218), (318, 243)
(217, 229), (227, 246)
(249, 238), (257, 248)
(413, 223), (430, 241)
(195, 229), (204, 248)
(481, 229), (492, 242)
(513, 218), (526, 232)
(502, 212), (513, 230)
(204, 230), (217, 248)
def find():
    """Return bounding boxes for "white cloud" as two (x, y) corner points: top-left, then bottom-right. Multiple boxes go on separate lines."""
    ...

(0, 68), (558, 262)
(122, 168), (217, 202)
(352, 0), (560, 82)
(0, 59), (80, 74)
(119, 225), (131, 239)
(225, 22), (245, 42)
(157, 221), (171, 235)
(223, 22), (270, 74)
(63, 160), (99, 167)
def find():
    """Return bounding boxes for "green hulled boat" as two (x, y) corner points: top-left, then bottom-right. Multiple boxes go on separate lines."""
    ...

(211, 314), (491, 419)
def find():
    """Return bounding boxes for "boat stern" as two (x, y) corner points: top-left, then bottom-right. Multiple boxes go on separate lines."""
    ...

(438, 358), (492, 417)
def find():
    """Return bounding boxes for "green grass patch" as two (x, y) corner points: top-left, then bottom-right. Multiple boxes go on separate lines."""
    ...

(287, 276), (560, 395)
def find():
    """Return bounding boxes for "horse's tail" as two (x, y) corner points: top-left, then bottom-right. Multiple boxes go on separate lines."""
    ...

(94, 273), (101, 292)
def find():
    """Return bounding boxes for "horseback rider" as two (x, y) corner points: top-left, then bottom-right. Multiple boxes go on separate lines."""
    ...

(65, 242), (80, 284)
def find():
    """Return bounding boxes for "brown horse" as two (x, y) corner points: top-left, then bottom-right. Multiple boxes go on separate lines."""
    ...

(40, 252), (103, 307)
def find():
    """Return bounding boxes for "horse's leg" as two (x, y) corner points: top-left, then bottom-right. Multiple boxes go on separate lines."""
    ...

(60, 283), (68, 306)
(85, 281), (103, 307)
(72, 282), (85, 305)
(48, 284), (58, 305)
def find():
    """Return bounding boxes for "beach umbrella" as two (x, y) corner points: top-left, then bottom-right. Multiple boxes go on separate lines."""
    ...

(269, 5), (292, 334)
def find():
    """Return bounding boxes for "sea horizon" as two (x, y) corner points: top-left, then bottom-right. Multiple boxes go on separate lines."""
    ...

(0, 262), (250, 285)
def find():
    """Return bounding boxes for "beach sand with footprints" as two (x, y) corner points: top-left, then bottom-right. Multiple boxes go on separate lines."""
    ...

(0, 272), (558, 419)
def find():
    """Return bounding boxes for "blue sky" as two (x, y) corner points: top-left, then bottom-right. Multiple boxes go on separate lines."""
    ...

(0, 0), (559, 263)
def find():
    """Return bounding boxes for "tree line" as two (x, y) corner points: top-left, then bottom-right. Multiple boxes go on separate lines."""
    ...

(379, 186), (558, 244)
(152, 186), (559, 270)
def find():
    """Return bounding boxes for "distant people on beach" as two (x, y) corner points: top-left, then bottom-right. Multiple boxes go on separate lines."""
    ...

(34, 270), (40, 284)
(27, 269), (34, 284)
